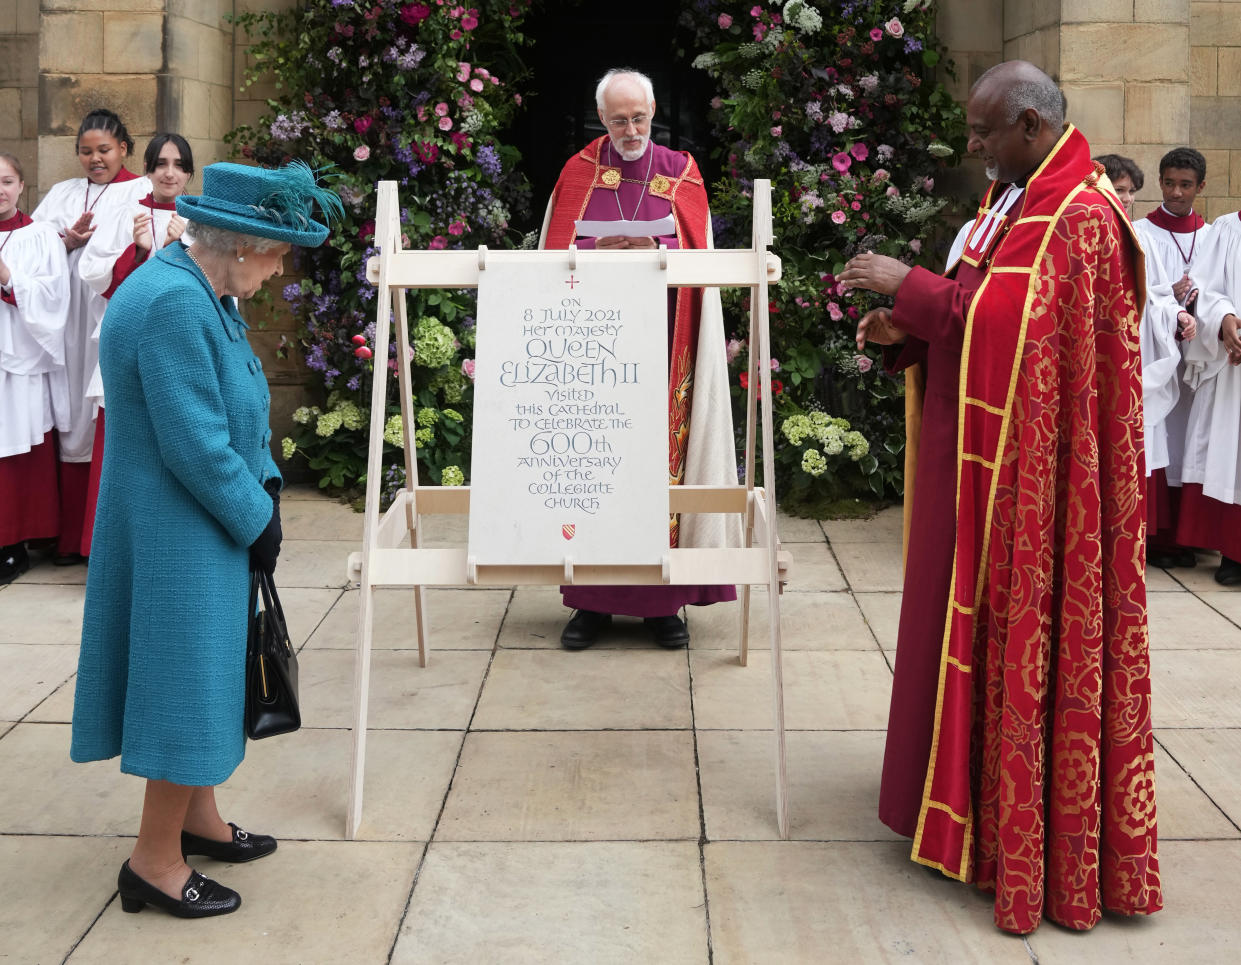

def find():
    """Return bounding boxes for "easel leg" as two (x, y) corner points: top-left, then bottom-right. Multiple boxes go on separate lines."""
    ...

(347, 579), (376, 840)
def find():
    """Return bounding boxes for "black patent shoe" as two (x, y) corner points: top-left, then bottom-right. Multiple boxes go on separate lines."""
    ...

(1216, 556), (1241, 587)
(0, 544), (29, 585)
(117, 860), (241, 918)
(182, 823), (277, 863)
(561, 609), (611, 649)
(53, 551), (87, 567)
(1148, 545), (1196, 568)
(644, 614), (690, 649)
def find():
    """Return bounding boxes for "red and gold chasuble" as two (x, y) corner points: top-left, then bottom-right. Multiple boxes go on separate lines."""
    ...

(913, 126), (1162, 932)
(544, 137), (711, 546)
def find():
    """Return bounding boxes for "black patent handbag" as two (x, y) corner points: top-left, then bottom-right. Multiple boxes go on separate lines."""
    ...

(245, 567), (301, 739)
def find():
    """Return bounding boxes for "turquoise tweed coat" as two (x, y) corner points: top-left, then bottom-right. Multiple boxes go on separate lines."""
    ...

(71, 243), (280, 786)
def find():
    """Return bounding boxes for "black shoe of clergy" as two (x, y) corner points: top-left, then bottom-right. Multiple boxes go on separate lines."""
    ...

(561, 610), (611, 649)
(0, 544), (29, 585)
(645, 614), (690, 649)
(1216, 557), (1241, 587)
(1148, 545), (1196, 568)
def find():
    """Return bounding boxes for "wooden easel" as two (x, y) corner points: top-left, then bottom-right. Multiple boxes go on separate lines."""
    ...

(345, 179), (792, 839)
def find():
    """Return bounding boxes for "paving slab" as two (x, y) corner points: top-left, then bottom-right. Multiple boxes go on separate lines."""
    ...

(1146, 591), (1241, 649)
(392, 841), (708, 964)
(774, 511), (827, 543)
(1195, 590), (1241, 629)
(298, 647), (490, 730)
(436, 730), (700, 841)
(705, 840), (1029, 964)
(0, 582), (87, 644)
(11, 555), (88, 585)
(686, 590), (881, 650)
(0, 834), (130, 965)
(273, 538), (355, 588)
(1157, 729), (1241, 832)
(0, 642), (79, 720)
(829, 538), (905, 592)
(854, 591), (902, 652)
(305, 586), (510, 650)
(473, 648), (691, 730)
(1144, 564), (1184, 592)
(781, 540), (847, 591)
(1150, 650), (1241, 728)
(498, 584), (675, 650)
(698, 729), (904, 842)
(279, 495), (365, 540)
(820, 505), (904, 545)
(24, 672), (76, 722)
(1025, 841), (1241, 964)
(690, 649), (893, 730)
(67, 840), (422, 965)
(279, 586), (345, 649)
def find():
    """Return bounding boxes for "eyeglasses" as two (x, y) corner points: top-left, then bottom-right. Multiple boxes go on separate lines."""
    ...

(605, 115), (650, 130)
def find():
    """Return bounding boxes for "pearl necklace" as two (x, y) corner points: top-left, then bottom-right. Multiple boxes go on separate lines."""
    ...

(185, 246), (219, 295)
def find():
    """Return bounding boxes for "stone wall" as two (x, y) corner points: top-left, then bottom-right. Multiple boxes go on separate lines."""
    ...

(1189, 1), (1241, 220)
(0, 0), (41, 210)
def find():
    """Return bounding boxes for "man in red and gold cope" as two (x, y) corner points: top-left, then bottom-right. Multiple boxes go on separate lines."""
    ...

(840, 60), (1162, 934)
(540, 68), (737, 650)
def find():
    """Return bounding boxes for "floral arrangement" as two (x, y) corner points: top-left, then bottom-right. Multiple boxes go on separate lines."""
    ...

(227, 0), (535, 490)
(682, 0), (966, 503)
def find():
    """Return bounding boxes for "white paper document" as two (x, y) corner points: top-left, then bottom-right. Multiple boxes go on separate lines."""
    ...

(573, 216), (675, 239)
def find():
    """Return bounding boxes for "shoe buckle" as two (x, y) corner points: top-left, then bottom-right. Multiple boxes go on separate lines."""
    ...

(236, 829), (249, 840)
(185, 886), (200, 902)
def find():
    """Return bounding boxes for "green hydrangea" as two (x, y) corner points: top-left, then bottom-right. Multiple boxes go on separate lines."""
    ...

(383, 413), (404, 447)
(441, 408), (464, 422)
(440, 465), (465, 486)
(417, 406), (440, 427)
(428, 366), (466, 403)
(414, 427), (434, 447)
(291, 405), (319, 425)
(336, 401), (365, 431)
(844, 430), (870, 461)
(413, 316), (458, 368)
(782, 414), (812, 447)
(281, 437), (297, 460)
(315, 409), (343, 438)
(801, 448), (828, 477)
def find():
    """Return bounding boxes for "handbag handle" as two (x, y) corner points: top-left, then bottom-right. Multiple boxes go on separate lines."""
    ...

(255, 567), (292, 653)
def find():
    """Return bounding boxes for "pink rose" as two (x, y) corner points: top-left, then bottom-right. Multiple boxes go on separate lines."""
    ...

(353, 145), (371, 161)
(923, 177), (935, 192)
(448, 220), (466, 236)
(885, 185), (900, 197)
(854, 355), (874, 373)
(429, 235), (447, 250)
(438, 116), (453, 130)
(462, 358), (476, 381)
(718, 13), (733, 28)
(770, 358), (781, 372)
(850, 142), (869, 162)
(470, 77), (484, 92)
(476, 68), (490, 79)
(885, 18), (904, 38)
(457, 62), (471, 82)
(416, 106), (428, 122)
(461, 15), (478, 30)
(353, 115), (373, 134)
(514, 93), (523, 105)
(827, 302), (844, 321)
(831, 210), (847, 225)
(710, 96), (723, 110)
(771, 125), (782, 137)
(750, 5), (761, 15)
(400, 3), (431, 26)
(851, 201), (861, 211)
(909, 239), (922, 254)
(435, 101), (450, 117)
(869, 27), (883, 41)
(873, 168), (890, 181)
(726, 338), (745, 363)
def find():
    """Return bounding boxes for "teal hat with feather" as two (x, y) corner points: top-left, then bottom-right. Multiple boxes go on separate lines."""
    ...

(177, 161), (344, 246)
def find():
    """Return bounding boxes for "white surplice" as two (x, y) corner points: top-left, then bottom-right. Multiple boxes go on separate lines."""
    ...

(0, 218), (71, 459)
(1182, 212), (1241, 505)
(32, 174), (151, 461)
(78, 195), (192, 411)
(1133, 210), (1212, 480)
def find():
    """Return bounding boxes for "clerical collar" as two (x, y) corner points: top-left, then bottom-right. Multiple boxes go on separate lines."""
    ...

(140, 193), (178, 211)
(1146, 205), (1205, 233)
(0, 211), (30, 231)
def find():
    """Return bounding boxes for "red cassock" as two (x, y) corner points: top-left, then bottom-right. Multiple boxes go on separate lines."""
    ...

(881, 126), (1162, 933)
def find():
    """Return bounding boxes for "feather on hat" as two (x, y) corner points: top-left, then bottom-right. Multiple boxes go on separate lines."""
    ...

(177, 161), (344, 246)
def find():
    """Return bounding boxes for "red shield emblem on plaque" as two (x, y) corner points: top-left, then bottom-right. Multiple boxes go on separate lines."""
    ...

(562, 524), (576, 540)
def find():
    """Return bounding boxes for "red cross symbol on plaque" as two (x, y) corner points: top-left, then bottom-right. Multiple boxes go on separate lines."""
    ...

(564, 274), (580, 290)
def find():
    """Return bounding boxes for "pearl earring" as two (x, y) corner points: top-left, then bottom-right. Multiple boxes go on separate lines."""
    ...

(237, 255), (245, 263)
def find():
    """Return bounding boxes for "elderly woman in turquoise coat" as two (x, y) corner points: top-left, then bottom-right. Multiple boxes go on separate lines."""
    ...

(70, 162), (341, 919)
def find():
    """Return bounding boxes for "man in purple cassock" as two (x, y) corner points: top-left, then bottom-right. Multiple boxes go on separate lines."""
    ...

(540, 68), (739, 649)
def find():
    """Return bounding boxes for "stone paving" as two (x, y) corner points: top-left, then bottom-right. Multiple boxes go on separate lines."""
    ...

(1, 486), (1240, 963)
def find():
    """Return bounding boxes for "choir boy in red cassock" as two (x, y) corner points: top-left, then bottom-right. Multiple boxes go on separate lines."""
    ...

(1133, 148), (1211, 569)
(840, 60), (1162, 934)
(0, 153), (71, 582)
(540, 68), (738, 650)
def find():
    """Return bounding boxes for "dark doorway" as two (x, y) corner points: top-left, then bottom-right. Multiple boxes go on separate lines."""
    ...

(508, 0), (719, 225)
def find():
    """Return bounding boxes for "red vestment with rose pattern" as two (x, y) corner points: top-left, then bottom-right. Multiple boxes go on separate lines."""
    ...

(888, 126), (1162, 933)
